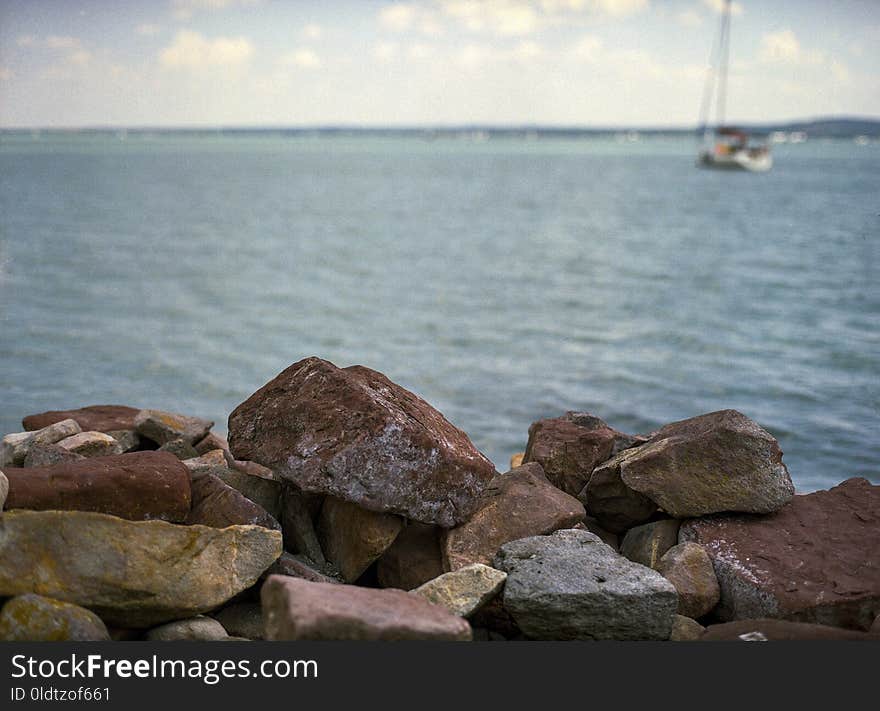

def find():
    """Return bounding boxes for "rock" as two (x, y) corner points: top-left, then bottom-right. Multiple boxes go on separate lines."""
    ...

(213, 603), (263, 640)
(702, 619), (879, 641)
(280, 484), (325, 565)
(56, 431), (123, 458)
(195, 432), (230, 456)
(217, 465), (281, 520)
(23, 443), (86, 467)
(579, 451), (659, 533)
(186, 473), (280, 530)
(228, 357), (496, 527)
(158, 437), (199, 460)
(619, 519), (681, 569)
(134, 409), (213, 446)
(412, 564), (507, 617)
(0, 469), (8, 509)
(317, 497), (403, 582)
(670, 615), (705, 641)
(871, 614), (880, 634)
(265, 553), (342, 585)
(493, 529), (677, 640)
(509, 452), (524, 469)
(619, 409), (794, 518)
(1, 419), (82, 467)
(680, 478), (880, 630)
(377, 522), (445, 589)
(232, 459), (274, 479)
(23, 405), (139, 433)
(442, 463), (585, 571)
(577, 516), (619, 550)
(4, 451), (192, 522)
(657, 542), (721, 619)
(468, 596), (522, 639)
(145, 616), (229, 641)
(0, 510), (282, 627)
(0, 594), (111, 641)
(183, 449), (230, 474)
(524, 412), (643, 497)
(107, 429), (142, 453)
(261, 575), (472, 640)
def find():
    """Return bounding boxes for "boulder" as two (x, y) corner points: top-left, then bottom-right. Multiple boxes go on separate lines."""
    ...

(0, 510), (282, 627)
(442, 463), (585, 571)
(619, 519), (681, 569)
(264, 552), (342, 585)
(195, 432), (230, 456)
(216, 465), (281, 520)
(657, 542), (721, 619)
(145, 616), (229, 641)
(56, 431), (123, 458)
(280, 484), (326, 565)
(702, 619), (880, 641)
(509, 452), (524, 469)
(134, 409), (213, 446)
(617, 410), (794, 518)
(23, 443), (86, 468)
(1, 419), (82, 467)
(670, 615), (705, 641)
(183, 449), (229, 474)
(261, 575), (472, 641)
(4, 450), (192, 522)
(158, 438), (199, 460)
(579, 453), (658, 533)
(575, 516), (619, 550)
(107, 430), (142, 453)
(493, 529), (677, 640)
(468, 596), (522, 639)
(213, 603), (264, 640)
(317, 497), (403, 582)
(0, 594), (110, 641)
(377, 522), (445, 589)
(412, 564), (507, 617)
(23, 405), (139, 433)
(0, 469), (7, 509)
(680, 477), (880, 630)
(228, 357), (496, 527)
(524, 412), (643, 497)
(186, 472), (280, 530)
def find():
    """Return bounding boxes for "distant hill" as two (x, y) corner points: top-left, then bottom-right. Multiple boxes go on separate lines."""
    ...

(742, 118), (880, 138)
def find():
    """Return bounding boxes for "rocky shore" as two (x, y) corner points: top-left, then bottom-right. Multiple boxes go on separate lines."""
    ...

(1, 356), (878, 641)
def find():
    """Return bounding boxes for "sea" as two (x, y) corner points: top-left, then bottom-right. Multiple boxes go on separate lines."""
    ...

(1, 131), (877, 493)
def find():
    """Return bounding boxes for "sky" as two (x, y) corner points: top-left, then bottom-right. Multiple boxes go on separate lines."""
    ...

(0, 0), (878, 128)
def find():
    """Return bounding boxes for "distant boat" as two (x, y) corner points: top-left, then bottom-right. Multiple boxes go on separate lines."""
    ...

(697, 0), (772, 172)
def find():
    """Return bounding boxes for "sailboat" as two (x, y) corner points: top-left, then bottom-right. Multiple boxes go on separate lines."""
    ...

(697, 0), (772, 172)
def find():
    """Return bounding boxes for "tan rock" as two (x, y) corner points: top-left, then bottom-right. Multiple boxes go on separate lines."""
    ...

(134, 409), (213, 446)
(56, 431), (123, 458)
(1, 418), (82, 467)
(0, 594), (110, 641)
(376, 521), (445, 590)
(619, 519), (681, 569)
(145, 616), (229, 641)
(669, 615), (705, 641)
(413, 564), (506, 617)
(509, 452), (524, 469)
(658, 542), (721, 619)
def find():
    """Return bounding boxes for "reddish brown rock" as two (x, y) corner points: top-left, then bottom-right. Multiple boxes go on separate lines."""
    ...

(227, 357), (496, 527)
(23, 405), (139, 433)
(680, 478), (880, 630)
(377, 522), (445, 590)
(702, 619), (880, 641)
(261, 575), (472, 640)
(524, 412), (643, 497)
(186, 473), (280, 530)
(442, 462), (586, 571)
(264, 552), (341, 585)
(4, 451), (191, 522)
(195, 432), (230, 456)
(280, 484), (326, 565)
(579, 454), (658, 534)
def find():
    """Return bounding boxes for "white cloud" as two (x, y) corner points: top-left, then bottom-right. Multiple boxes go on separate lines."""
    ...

(440, 1), (539, 36)
(677, 9), (702, 27)
(379, 4), (419, 31)
(408, 43), (436, 60)
(16, 35), (37, 47)
(137, 24), (163, 36)
(302, 24), (323, 40)
(46, 35), (81, 49)
(569, 34), (603, 61)
(68, 50), (92, 66)
(588, 0), (648, 16)
(702, 0), (742, 17)
(159, 30), (253, 68)
(758, 29), (824, 65)
(282, 49), (322, 69)
(171, 0), (260, 21)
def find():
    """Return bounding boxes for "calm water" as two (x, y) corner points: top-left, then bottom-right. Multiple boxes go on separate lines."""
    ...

(1, 133), (878, 492)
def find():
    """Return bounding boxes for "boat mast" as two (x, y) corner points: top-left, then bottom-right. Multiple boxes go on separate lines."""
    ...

(715, 0), (732, 129)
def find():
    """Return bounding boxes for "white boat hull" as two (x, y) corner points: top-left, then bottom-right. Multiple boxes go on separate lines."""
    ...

(698, 149), (773, 172)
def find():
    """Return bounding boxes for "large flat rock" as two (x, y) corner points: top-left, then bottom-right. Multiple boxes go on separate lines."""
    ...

(0, 510), (282, 627)
(228, 357), (496, 527)
(680, 478), (880, 630)
(23, 405), (140, 433)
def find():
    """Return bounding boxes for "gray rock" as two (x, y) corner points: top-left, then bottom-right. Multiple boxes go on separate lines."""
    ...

(579, 453), (658, 533)
(1, 419), (82, 467)
(56, 431), (123, 458)
(158, 437), (200, 460)
(107, 429), (142, 453)
(213, 603), (263, 640)
(23, 443), (86, 468)
(657, 542), (720, 619)
(669, 615), (705, 641)
(493, 529), (677, 640)
(413, 564), (507, 618)
(0, 594), (110, 641)
(145, 616), (229, 641)
(134, 409), (213, 446)
(619, 519), (681, 569)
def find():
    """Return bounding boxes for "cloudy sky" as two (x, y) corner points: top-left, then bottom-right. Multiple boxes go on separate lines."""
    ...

(1, 0), (878, 128)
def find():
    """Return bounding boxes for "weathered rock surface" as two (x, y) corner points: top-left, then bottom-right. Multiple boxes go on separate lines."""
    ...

(579, 454), (658, 533)
(621, 409), (794, 518)
(702, 619), (880, 641)
(107, 430), (142, 453)
(261, 575), (472, 641)
(195, 432), (230, 456)
(186, 473), (280, 530)
(0, 510), (282, 627)
(493, 529), (677, 640)
(658, 542), (721, 619)
(228, 357), (496, 527)
(680, 478), (880, 630)
(670, 615), (705, 641)
(509, 452), (524, 469)
(0, 469), (7, 510)
(442, 463), (585, 570)
(135, 409), (213, 446)
(317, 497), (403, 582)
(377, 522), (445, 590)
(524, 412), (643, 497)
(413, 564), (507, 618)
(280, 484), (326, 565)
(1, 419), (82, 467)
(183, 449), (229, 474)
(158, 437), (199, 460)
(213, 603), (264, 640)
(4, 451), (192, 522)
(214, 464), (281, 520)
(23, 443), (86, 468)
(145, 616), (230, 641)
(620, 519), (681, 569)
(0, 594), (111, 641)
(264, 553), (342, 585)
(576, 516), (620, 550)
(23, 405), (139, 433)
(57, 431), (123, 458)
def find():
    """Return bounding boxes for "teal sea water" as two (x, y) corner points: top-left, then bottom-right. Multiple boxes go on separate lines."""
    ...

(1, 132), (877, 492)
